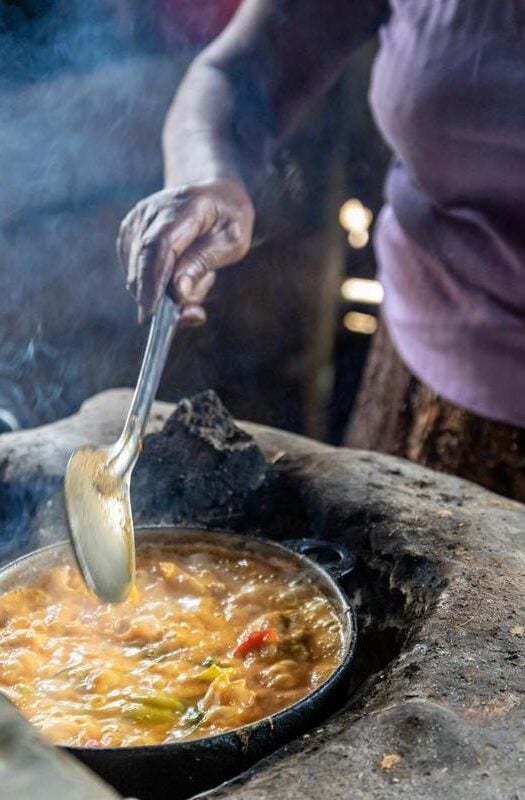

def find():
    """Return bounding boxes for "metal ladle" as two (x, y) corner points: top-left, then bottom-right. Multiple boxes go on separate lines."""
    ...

(64, 295), (180, 603)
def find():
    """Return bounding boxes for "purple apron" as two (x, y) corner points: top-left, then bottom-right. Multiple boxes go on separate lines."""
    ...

(370, 0), (525, 425)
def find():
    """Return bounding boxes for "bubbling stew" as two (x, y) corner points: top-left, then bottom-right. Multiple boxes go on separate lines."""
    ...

(0, 540), (344, 747)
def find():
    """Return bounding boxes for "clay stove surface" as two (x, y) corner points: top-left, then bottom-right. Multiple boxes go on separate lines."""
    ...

(0, 389), (523, 800)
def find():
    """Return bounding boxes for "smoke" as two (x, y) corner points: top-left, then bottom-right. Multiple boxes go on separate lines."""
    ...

(0, 1), (147, 87)
(0, 1), (196, 429)
(0, 0), (342, 442)
(0, 458), (59, 563)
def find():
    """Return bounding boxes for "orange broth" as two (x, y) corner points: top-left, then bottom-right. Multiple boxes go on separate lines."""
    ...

(0, 541), (343, 747)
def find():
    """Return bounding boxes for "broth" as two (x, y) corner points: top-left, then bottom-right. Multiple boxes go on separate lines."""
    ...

(0, 541), (344, 747)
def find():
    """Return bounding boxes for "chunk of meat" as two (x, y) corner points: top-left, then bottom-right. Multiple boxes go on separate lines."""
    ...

(159, 562), (207, 595)
(114, 614), (163, 644)
(259, 659), (310, 690)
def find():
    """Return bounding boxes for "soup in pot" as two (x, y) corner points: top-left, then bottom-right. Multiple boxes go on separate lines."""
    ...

(0, 540), (344, 747)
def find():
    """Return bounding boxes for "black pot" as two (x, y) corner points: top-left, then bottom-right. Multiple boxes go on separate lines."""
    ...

(0, 528), (357, 800)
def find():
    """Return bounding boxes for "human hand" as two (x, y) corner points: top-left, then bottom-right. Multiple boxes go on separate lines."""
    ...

(117, 179), (255, 325)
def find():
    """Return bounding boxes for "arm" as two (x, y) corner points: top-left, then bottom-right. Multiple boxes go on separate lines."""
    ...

(118, 0), (388, 323)
(164, 0), (388, 185)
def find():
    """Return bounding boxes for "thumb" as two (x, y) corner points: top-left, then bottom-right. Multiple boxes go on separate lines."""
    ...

(172, 247), (218, 304)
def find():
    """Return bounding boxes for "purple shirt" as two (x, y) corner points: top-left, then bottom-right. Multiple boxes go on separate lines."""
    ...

(370, 0), (525, 426)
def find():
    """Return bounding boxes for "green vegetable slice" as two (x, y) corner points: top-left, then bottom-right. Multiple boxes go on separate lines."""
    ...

(122, 704), (176, 724)
(14, 683), (32, 694)
(197, 663), (231, 682)
(132, 693), (184, 712)
(182, 703), (205, 727)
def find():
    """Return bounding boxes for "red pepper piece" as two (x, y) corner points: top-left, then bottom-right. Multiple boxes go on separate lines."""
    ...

(234, 628), (279, 658)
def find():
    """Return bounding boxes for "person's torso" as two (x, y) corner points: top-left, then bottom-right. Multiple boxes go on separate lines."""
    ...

(369, 0), (525, 426)
(371, 0), (525, 218)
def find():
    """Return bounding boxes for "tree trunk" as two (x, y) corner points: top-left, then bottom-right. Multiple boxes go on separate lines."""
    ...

(346, 321), (525, 502)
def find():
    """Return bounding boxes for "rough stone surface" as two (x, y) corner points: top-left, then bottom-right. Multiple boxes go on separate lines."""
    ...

(0, 389), (169, 563)
(0, 389), (268, 563)
(0, 696), (121, 800)
(132, 390), (268, 525)
(0, 389), (523, 800)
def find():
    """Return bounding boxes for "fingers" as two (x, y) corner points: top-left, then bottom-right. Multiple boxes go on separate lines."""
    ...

(117, 189), (200, 315)
(172, 219), (248, 306)
(167, 272), (215, 328)
(183, 270), (216, 304)
(117, 181), (255, 325)
(135, 213), (202, 321)
(173, 251), (213, 301)
(135, 238), (174, 324)
(180, 304), (207, 327)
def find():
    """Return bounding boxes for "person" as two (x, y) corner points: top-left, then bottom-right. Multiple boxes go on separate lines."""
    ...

(117, 0), (525, 499)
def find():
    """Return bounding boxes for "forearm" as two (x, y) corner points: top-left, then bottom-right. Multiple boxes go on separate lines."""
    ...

(163, 0), (389, 188)
(163, 61), (249, 187)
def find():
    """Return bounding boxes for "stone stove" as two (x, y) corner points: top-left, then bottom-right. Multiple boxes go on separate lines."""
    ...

(0, 390), (524, 800)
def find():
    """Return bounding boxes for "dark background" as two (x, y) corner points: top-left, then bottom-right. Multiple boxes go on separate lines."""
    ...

(0, 0), (390, 443)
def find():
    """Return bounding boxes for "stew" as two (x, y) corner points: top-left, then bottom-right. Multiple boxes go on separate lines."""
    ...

(0, 541), (344, 747)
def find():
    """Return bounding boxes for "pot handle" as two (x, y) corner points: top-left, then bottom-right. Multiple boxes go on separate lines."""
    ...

(283, 538), (355, 582)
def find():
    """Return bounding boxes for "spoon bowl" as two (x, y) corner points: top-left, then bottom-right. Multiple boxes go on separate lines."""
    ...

(64, 444), (135, 603)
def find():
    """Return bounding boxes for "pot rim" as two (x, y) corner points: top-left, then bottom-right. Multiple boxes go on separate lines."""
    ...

(0, 525), (357, 753)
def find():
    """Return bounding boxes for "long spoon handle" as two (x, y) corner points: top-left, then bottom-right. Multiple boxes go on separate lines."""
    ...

(111, 294), (180, 477)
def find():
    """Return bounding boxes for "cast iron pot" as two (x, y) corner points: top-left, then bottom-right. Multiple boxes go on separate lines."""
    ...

(0, 527), (357, 800)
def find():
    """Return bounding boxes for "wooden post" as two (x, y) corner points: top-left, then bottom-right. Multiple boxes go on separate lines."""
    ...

(347, 322), (525, 502)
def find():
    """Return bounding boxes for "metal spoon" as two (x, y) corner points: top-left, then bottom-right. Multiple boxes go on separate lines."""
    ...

(64, 295), (180, 603)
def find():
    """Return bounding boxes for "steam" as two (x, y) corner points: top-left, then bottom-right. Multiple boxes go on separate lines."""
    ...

(0, 325), (83, 428)
(0, 1), (195, 429)
(0, 2), (136, 88)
